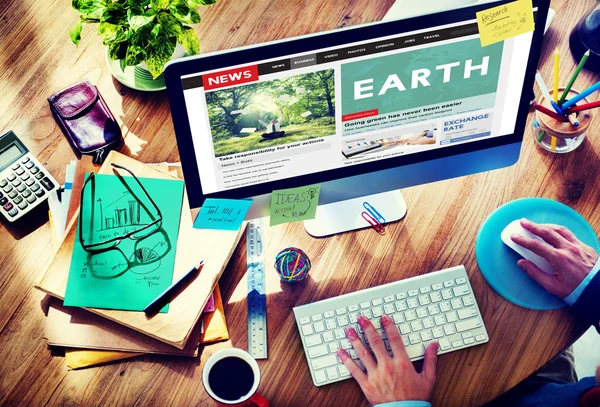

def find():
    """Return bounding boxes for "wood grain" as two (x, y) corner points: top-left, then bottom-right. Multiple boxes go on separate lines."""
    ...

(0, 0), (598, 406)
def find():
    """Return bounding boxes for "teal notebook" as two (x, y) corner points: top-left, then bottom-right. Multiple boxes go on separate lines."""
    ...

(64, 173), (185, 312)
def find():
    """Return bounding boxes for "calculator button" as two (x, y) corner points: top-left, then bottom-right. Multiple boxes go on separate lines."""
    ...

(30, 183), (40, 192)
(25, 178), (34, 186)
(7, 173), (16, 181)
(31, 166), (40, 174)
(8, 190), (18, 199)
(35, 171), (44, 180)
(34, 189), (45, 198)
(22, 189), (32, 198)
(21, 157), (30, 164)
(15, 167), (24, 176)
(20, 172), (30, 180)
(13, 195), (23, 204)
(11, 163), (20, 170)
(7, 208), (18, 217)
(0, 198), (6, 206)
(11, 177), (20, 186)
(41, 177), (55, 191)
(17, 201), (28, 210)
(3, 202), (13, 211)
(26, 195), (36, 204)
(16, 184), (26, 192)
(0, 180), (7, 188)
(24, 161), (34, 169)
(1, 184), (10, 192)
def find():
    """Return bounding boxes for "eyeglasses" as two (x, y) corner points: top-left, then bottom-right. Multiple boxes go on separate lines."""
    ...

(79, 164), (163, 253)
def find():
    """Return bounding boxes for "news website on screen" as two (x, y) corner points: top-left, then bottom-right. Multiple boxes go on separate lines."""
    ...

(181, 16), (534, 194)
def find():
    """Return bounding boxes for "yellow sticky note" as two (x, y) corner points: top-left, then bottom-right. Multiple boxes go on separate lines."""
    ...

(476, 0), (534, 47)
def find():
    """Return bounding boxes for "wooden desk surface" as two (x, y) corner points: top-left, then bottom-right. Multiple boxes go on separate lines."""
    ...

(1, 0), (598, 405)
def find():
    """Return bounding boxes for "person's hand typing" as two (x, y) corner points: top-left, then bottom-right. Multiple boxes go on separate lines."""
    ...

(337, 315), (438, 406)
(511, 219), (599, 299)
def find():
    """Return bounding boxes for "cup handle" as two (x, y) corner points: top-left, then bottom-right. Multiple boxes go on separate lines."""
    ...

(247, 393), (269, 407)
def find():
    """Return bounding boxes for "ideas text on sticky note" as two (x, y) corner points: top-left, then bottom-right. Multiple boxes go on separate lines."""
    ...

(270, 185), (321, 226)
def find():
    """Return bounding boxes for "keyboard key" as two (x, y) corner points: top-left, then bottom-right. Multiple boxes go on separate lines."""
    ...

(432, 327), (444, 338)
(0, 179), (7, 188)
(395, 300), (407, 312)
(302, 325), (314, 336)
(339, 365), (351, 377)
(416, 308), (427, 318)
(348, 312), (358, 323)
(383, 303), (395, 314)
(384, 295), (395, 303)
(15, 167), (24, 176)
(372, 306), (383, 317)
(348, 304), (359, 312)
(326, 367), (339, 380)
(314, 369), (327, 384)
(372, 298), (383, 306)
(411, 321), (423, 332)
(324, 310), (335, 318)
(396, 292), (407, 300)
(8, 190), (17, 199)
(340, 339), (352, 349)
(13, 195), (23, 204)
(453, 285), (470, 296)
(440, 301), (451, 312)
(323, 332), (335, 342)
(455, 318), (482, 332)
(452, 340), (463, 348)
(423, 317), (435, 329)
(457, 307), (477, 320)
(462, 332), (473, 339)
(434, 315), (446, 325)
(401, 335), (409, 346)
(20, 172), (30, 180)
(475, 334), (487, 342)
(408, 289), (419, 297)
(299, 317), (311, 324)
(444, 324), (457, 335)
(17, 201), (27, 210)
(308, 345), (329, 358)
(25, 178), (34, 186)
(418, 295), (430, 306)
(420, 330), (433, 342)
(399, 323), (411, 335)
(371, 319), (381, 329)
(22, 189), (31, 198)
(11, 177), (20, 186)
(427, 304), (440, 315)
(16, 184), (26, 192)
(329, 342), (340, 352)
(439, 338), (451, 350)
(456, 277), (467, 284)
(336, 307), (347, 315)
(348, 349), (358, 359)
(463, 295), (475, 306)
(446, 311), (458, 323)
(2, 183), (11, 192)
(337, 316), (349, 327)
(335, 329), (345, 339)
(404, 310), (417, 321)
(312, 314), (323, 322)
(464, 337), (475, 345)
(409, 333), (421, 344)
(361, 309), (372, 319)
(360, 301), (370, 309)
(443, 280), (455, 288)
(420, 286), (431, 294)
(7, 173), (16, 181)
(451, 299), (463, 309)
(305, 334), (322, 347)
(430, 292), (442, 302)
(325, 319), (336, 330)
(441, 289), (453, 300)
(407, 298), (419, 309)
(393, 313), (405, 324)
(314, 321), (325, 333)
(432, 283), (443, 290)
(405, 344), (424, 359)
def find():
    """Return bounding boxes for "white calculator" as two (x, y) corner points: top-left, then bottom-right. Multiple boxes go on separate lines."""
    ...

(0, 131), (59, 221)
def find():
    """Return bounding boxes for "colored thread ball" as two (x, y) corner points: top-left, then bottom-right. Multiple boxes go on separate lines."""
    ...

(274, 247), (311, 283)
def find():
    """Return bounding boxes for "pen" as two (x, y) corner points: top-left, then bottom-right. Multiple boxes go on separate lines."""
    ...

(144, 261), (204, 314)
(534, 70), (565, 116)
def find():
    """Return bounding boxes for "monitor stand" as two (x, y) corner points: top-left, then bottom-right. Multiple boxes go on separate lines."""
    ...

(304, 190), (407, 237)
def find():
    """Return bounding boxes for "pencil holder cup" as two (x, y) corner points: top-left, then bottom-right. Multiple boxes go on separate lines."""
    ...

(533, 87), (593, 153)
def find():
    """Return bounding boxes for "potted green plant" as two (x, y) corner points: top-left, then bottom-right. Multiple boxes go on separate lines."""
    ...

(70, 0), (215, 80)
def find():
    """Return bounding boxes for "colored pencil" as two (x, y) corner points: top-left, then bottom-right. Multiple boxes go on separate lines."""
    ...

(535, 70), (564, 115)
(562, 79), (600, 109)
(537, 129), (546, 143)
(567, 113), (579, 126)
(565, 99), (600, 113)
(533, 103), (569, 122)
(553, 48), (560, 102)
(558, 50), (590, 105)
(551, 136), (557, 151)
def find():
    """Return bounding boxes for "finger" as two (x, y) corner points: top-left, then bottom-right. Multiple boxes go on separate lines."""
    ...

(520, 219), (566, 248)
(358, 315), (389, 362)
(421, 342), (439, 384)
(511, 234), (558, 261)
(345, 326), (377, 372)
(337, 349), (368, 386)
(547, 224), (579, 243)
(381, 315), (410, 363)
(518, 259), (555, 288)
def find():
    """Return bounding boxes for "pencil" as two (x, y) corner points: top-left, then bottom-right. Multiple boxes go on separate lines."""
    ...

(533, 103), (569, 122)
(535, 70), (565, 115)
(558, 50), (589, 105)
(567, 113), (579, 126)
(144, 261), (204, 314)
(565, 99), (600, 113)
(553, 48), (560, 103)
(551, 136), (557, 151)
(562, 79), (600, 109)
(537, 129), (546, 143)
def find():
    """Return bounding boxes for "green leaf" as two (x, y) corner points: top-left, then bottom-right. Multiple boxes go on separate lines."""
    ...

(97, 21), (118, 36)
(187, 0), (216, 6)
(120, 57), (127, 72)
(169, 1), (200, 24)
(78, 0), (106, 19)
(102, 27), (127, 45)
(125, 44), (145, 66)
(108, 41), (127, 60)
(70, 22), (83, 45)
(150, 0), (169, 9)
(101, 2), (127, 25)
(177, 26), (199, 55)
(150, 23), (162, 39)
(130, 24), (152, 47)
(127, 8), (157, 31)
(145, 35), (176, 79)
(157, 12), (182, 37)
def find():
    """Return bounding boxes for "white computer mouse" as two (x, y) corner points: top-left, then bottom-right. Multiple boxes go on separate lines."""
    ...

(500, 220), (555, 275)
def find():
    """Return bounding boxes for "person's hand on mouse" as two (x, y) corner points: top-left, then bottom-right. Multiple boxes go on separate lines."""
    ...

(511, 219), (599, 299)
(337, 315), (438, 406)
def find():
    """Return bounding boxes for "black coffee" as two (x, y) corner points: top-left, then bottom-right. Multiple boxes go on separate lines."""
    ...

(208, 356), (254, 401)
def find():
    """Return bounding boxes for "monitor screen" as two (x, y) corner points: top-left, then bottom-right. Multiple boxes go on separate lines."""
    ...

(166, 0), (547, 207)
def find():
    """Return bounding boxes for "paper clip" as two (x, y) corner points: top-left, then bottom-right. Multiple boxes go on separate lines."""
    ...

(362, 211), (386, 235)
(363, 202), (386, 223)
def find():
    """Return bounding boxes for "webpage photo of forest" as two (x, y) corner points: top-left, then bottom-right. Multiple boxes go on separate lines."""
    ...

(205, 69), (336, 157)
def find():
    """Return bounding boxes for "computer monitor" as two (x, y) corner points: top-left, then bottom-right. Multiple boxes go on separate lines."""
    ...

(165, 0), (550, 237)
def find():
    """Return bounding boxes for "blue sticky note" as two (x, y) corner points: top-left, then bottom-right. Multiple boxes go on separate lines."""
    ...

(194, 198), (252, 231)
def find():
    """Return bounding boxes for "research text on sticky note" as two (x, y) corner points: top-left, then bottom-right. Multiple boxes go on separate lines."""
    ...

(270, 185), (321, 226)
(476, 0), (534, 47)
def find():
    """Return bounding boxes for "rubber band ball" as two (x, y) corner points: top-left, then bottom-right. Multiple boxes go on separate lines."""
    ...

(274, 247), (311, 283)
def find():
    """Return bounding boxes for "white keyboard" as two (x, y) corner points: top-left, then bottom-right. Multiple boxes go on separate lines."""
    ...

(293, 265), (488, 386)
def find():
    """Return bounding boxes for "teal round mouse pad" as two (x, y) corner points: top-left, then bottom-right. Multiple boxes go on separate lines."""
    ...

(475, 197), (600, 310)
